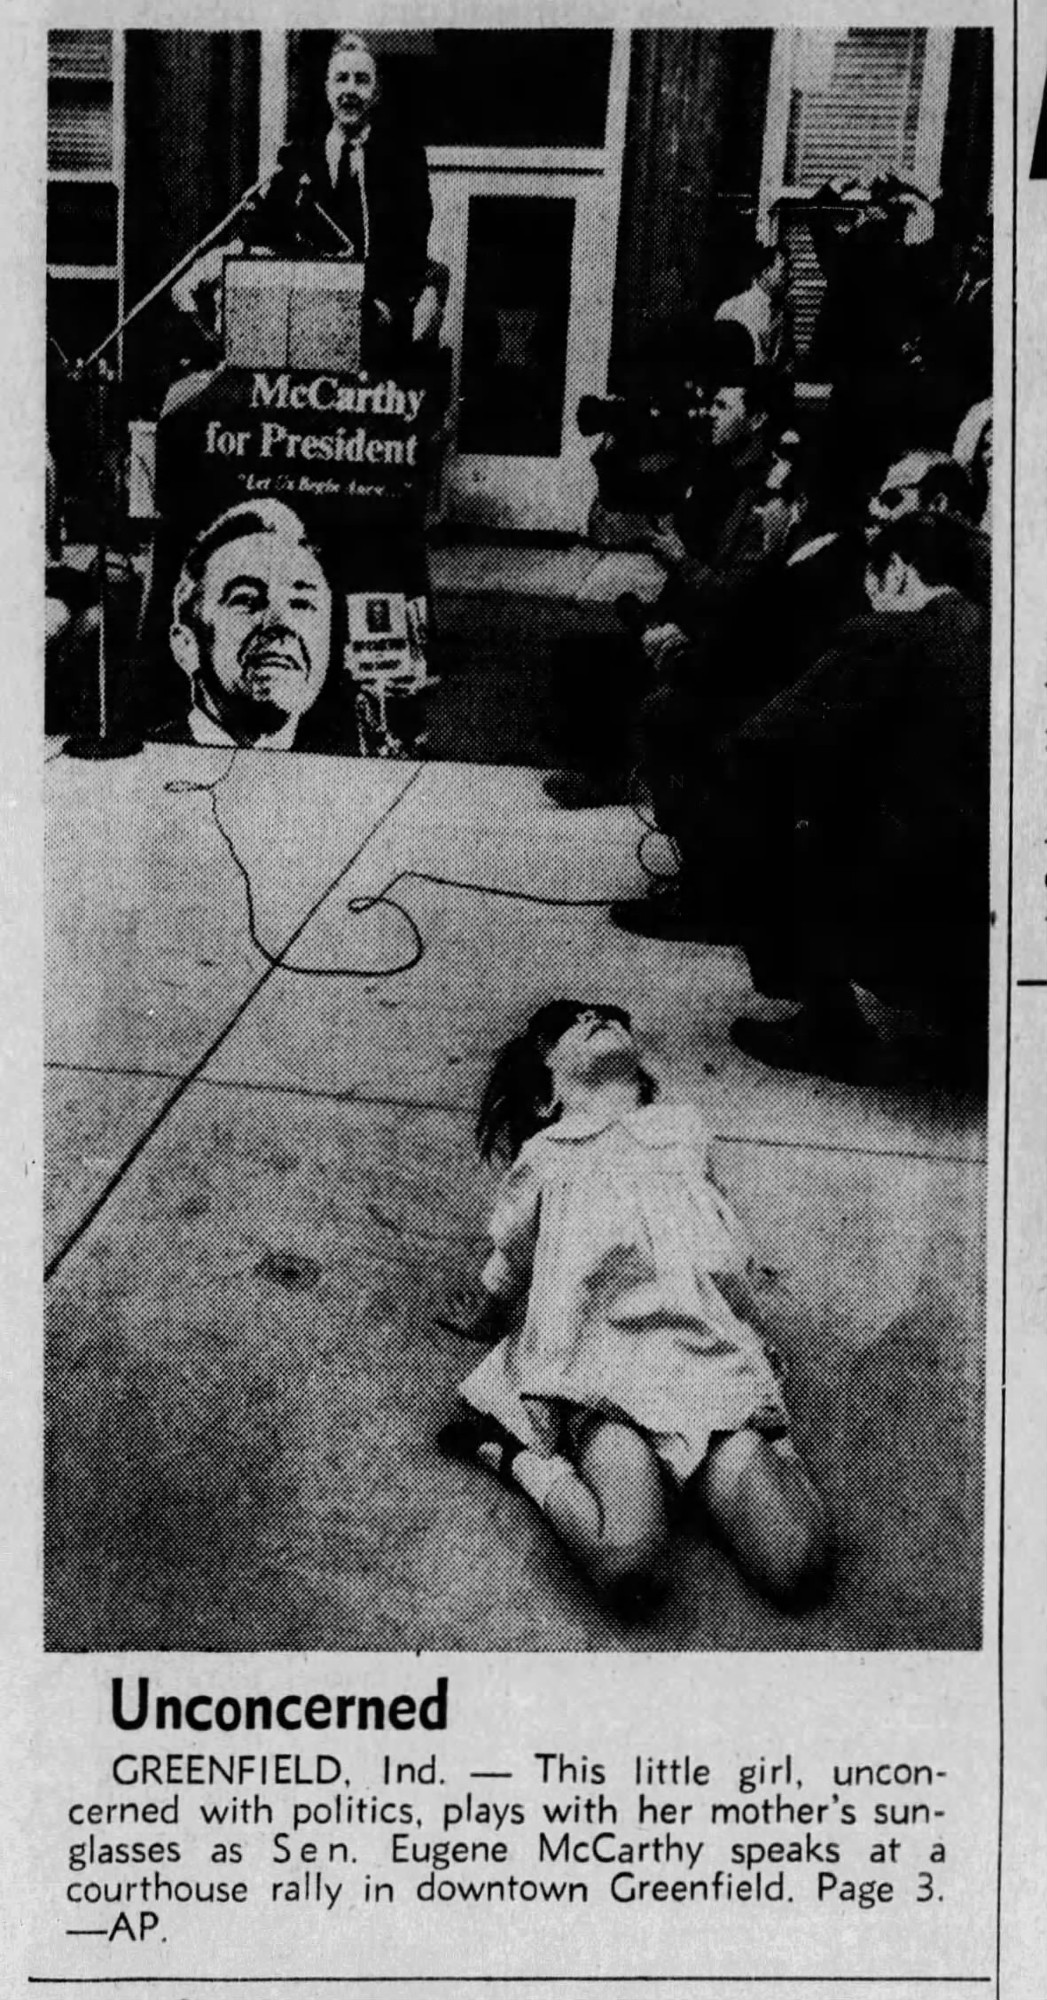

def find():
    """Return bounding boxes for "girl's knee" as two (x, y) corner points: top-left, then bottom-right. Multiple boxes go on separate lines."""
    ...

(756, 1484), (833, 1605)
(591, 1476), (669, 1588)
(579, 1422), (669, 1586)
(596, 1513), (668, 1587)
(704, 1430), (833, 1607)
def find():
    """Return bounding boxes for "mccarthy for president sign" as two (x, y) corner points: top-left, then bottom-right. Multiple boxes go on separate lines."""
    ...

(158, 368), (434, 530)
(203, 374), (426, 498)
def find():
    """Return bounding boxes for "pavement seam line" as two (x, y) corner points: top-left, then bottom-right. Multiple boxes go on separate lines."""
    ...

(43, 1061), (986, 1169)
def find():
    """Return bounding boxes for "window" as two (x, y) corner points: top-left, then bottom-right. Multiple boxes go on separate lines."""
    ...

(759, 29), (954, 365)
(783, 30), (928, 191)
(47, 30), (124, 372)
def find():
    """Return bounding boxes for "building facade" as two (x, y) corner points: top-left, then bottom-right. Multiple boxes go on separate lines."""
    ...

(47, 26), (992, 536)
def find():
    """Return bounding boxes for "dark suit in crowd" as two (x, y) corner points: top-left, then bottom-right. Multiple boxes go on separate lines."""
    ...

(712, 588), (990, 1022)
(655, 432), (778, 632)
(638, 525), (867, 852)
(550, 434), (779, 795)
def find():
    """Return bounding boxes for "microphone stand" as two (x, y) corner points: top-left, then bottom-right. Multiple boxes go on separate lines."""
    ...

(60, 172), (277, 759)
(307, 195), (355, 255)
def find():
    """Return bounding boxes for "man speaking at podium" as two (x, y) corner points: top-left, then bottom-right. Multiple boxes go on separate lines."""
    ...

(173, 33), (435, 359)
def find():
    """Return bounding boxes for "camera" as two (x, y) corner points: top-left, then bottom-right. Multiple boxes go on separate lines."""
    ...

(577, 388), (699, 515)
(577, 315), (762, 514)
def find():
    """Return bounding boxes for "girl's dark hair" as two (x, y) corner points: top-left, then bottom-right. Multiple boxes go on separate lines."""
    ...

(476, 1000), (657, 1163)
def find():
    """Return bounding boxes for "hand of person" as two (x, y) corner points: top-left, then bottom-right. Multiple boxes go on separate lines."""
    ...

(171, 243), (238, 316)
(411, 283), (443, 344)
(46, 596), (71, 650)
(405, 595), (430, 676)
(170, 273), (199, 317)
(756, 494), (801, 553)
(644, 516), (688, 568)
(435, 1288), (504, 1341)
(372, 298), (394, 328)
(641, 621), (688, 670)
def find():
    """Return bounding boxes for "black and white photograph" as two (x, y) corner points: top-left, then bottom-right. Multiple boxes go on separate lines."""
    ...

(43, 23), (994, 1655)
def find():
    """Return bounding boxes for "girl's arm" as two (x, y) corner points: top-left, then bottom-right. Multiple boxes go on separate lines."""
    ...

(437, 1151), (543, 1339)
(705, 1140), (778, 1286)
(481, 1148), (543, 1298)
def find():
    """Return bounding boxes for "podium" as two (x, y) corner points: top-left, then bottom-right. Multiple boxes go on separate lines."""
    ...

(224, 257), (365, 372)
(155, 257), (435, 534)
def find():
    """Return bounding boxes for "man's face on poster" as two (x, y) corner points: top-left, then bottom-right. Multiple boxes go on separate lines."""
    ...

(192, 531), (333, 730)
(326, 45), (379, 136)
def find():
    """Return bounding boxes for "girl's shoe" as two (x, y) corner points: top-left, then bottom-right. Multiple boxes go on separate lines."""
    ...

(436, 1409), (521, 1481)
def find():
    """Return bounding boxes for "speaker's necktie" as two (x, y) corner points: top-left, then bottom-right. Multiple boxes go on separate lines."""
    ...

(335, 141), (367, 262)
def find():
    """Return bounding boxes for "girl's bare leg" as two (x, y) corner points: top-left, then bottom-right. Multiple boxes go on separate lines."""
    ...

(438, 1409), (669, 1604)
(538, 1417), (670, 1596)
(698, 1427), (832, 1606)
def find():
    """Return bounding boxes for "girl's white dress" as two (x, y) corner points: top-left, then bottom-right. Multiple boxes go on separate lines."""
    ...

(459, 1101), (787, 1485)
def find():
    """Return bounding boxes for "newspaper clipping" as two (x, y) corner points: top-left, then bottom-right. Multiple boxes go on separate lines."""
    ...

(3, 2), (1045, 1996)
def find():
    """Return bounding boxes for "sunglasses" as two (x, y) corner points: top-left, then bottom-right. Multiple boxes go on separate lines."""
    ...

(574, 1005), (633, 1031)
(872, 481), (922, 511)
(535, 1003), (633, 1051)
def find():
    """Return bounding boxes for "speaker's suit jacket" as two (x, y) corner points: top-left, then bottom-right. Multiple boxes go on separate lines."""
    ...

(245, 119), (432, 317)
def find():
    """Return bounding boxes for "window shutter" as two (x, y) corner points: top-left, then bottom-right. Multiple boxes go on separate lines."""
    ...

(48, 30), (113, 172)
(775, 29), (930, 363)
(784, 30), (926, 188)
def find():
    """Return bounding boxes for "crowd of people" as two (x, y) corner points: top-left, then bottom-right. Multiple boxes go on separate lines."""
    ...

(545, 185), (992, 1089)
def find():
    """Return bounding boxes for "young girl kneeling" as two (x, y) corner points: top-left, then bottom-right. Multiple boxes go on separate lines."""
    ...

(438, 1001), (831, 1616)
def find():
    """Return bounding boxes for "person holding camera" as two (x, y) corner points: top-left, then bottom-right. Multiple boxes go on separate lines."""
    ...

(625, 370), (786, 658)
(544, 359), (780, 814)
